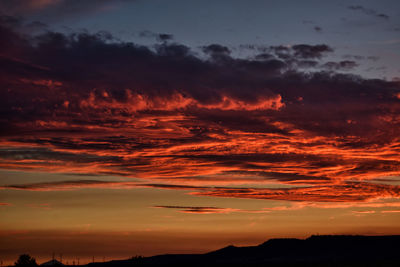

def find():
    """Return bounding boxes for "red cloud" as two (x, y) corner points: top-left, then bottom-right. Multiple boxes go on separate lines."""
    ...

(1, 18), (400, 206)
(191, 182), (400, 202)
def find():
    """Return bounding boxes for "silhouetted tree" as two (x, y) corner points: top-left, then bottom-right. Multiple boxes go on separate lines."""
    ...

(15, 255), (38, 267)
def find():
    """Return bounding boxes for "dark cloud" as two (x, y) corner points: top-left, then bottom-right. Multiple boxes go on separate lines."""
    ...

(296, 60), (319, 68)
(153, 205), (229, 214)
(254, 53), (274, 61)
(342, 54), (376, 61)
(0, 147), (121, 163)
(314, 26), (322, 33)
(0, 180), (121, 190)
(322, 60), (358, 71)
(239, 44), (333, 61)
(157, 33), (174, 42)
(269, 45), (291, 59)
(202, 44), (231, 55)
(343, 55), (367, 61)
(153, 205), (272, 214)
(1, 17), (400, 202)
(139, 30), (174, 42)
(348, 5), (389, 20)
(292, 44), (333, 59)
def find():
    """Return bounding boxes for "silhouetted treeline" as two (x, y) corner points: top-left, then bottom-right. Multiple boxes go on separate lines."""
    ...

(14, 255), (38, 267)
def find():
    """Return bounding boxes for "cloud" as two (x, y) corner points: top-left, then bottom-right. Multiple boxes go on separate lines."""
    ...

(202, 44), (231, 60)
(192, 182), (400, 202)
(153, 205), (238, 214)
(314, 26), (322, 33)
(351, 210), (375, 214)
(139, 30), (174, 42)
(153, 205), (272, 214)
(2, 179), (400, 204)
(238, 44), (333, 61)
(0, 180), (140, 191)
(1, 18), (400, 205)
(348, 5), (389, 20)
(322, 60), (358, 71)
(381, 210), (400, 213)
(291, 44), (333, 59)
(157, 33), (173, 42)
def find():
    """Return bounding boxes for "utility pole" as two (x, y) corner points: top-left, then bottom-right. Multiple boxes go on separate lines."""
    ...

(92, 256), (94, 263)
(60, 254), (63, 264)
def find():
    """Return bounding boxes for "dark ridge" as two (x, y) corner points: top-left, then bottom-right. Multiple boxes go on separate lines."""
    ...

(86, 235), (400, 266)
(205, 244), (238, 255)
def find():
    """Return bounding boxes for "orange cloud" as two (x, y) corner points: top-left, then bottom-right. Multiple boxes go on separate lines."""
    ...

(79, 90), (284, 112)
(351, 210), (376, 214)
(381, 210), (400, 213)
(191, 182), (400, 202)
(1, 20), (400, 207)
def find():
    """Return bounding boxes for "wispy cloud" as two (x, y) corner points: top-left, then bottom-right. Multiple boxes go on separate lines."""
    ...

(0, 180), (140, 191)
(153, 205), (274, 214)
(2, 179), (400, 205)
(381, 210), (400, 213)
(153, 205), (239, 214)
(348, 5), (389, 20)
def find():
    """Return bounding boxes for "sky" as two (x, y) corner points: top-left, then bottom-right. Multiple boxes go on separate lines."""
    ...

(1, 0), (400, 265)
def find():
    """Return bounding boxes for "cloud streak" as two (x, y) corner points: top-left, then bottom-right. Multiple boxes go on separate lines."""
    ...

(153, 205), (239, 214)
(348, 5), (390, 20)
(2, 179), (400, 204)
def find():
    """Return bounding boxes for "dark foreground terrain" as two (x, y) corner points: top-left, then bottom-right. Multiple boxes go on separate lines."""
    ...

(88, 235), (400, 267)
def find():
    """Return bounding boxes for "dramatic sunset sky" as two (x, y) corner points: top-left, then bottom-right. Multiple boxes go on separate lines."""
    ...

(1, 0), (400, 265)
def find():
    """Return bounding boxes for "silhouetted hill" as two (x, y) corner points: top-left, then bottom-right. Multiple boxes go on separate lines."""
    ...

(88, 235), (400, 266)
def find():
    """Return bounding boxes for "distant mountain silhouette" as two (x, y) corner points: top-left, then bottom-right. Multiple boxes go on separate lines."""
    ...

(41, 259), (64, 266)
(89, 235), (400, 266)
